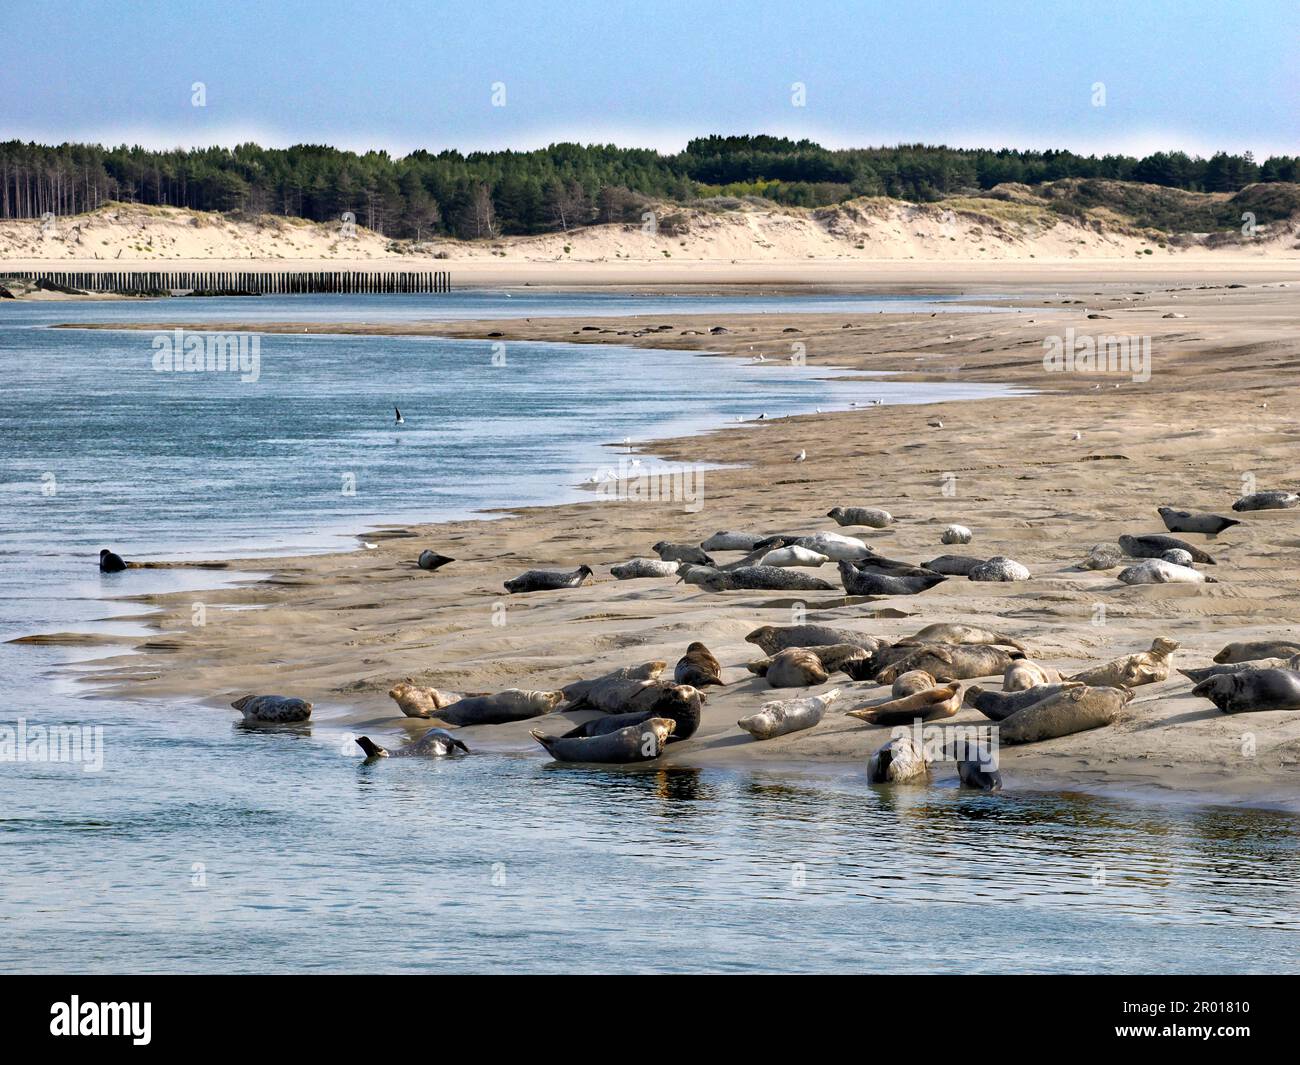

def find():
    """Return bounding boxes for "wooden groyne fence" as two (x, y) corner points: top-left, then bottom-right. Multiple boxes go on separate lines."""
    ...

(0, 269), (452, 295)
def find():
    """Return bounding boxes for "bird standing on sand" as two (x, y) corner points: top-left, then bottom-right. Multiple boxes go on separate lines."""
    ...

(794, 450), (806, 462)
(394, 407), (404, 425)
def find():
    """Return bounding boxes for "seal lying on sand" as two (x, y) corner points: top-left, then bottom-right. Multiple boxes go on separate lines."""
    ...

(1233, 491), (1299, 512)
(1068, 638), (1178, 688)
(232, 694), (313, 723)
(388, 682), (463, 718)
(98, 548), (127, 573)
(504, 565), (593, 593)
(1179, 655), (1300, 683)
(968, 557), (1030, 582)
(757, 545), (831, 568)
(737, 688), (841, 740)
(745, 625), (885, 656)
(941, 524), (973, 545)
(756, 532), (872, 561)
(867, 736), (929, 783)
(964, 682), (1083, 722)
(1004, 660), (1060, 691)
(846, 682), (963, 726)
(611, 557), (679, 579)
(827, 506), (893, 529)
(838, 561), (946, 596)
(875, 644), (1022, 685)
(1192, 669), (1300, 714)
(653, 541), (714, 565)
(749, 648), (829, 687)
(1119, 534), (1215, 565)
(1118, 559), (1216, 584)
(891, 670), (936, 697)
(1213, 640), (1300, 664)
(561, 661), (665, 704)
(356, 728), (469, 759)
(898, 623), (1026, 651)
(532, 717), (675, 763)
(1077, 543), (1126, 570)
(1157, 507), (1240, 535)
(564, 673), (705, 725)
(998, 685), (1132, 744)
(700, 531), (762, 552)
(416, 550), (455, 571)
(675, 642), (723, 688)
(683, 565), (837, 592)
(922, 554), (987, 576)
(437, 689), (563, 725)
(561, 688), (701, 741)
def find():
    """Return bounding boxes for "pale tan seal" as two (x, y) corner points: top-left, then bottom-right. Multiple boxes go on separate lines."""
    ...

(867, 735), (930, 783)
(846, 682), (962, 726)
(875, 644), (1021, 685)
(1067, 638), (1178, 688)
(998, 685), (1133, 744)
(898, 623), (1026, 651)
(737, 689), (841, 740)
(891, 670), (937, 697)
(749, 648), (829, 688)
(1003, 660), (1060, 692)
(387, 681), (462, 719)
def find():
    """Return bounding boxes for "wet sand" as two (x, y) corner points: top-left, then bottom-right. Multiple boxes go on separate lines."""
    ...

(65, 276), (1300, 810)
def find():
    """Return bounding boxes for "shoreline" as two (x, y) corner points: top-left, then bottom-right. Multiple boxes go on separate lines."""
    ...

(41, 278), (1300, 813)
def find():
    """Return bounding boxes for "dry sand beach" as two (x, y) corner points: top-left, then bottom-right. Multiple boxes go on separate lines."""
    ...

(55, 270), (1300, 811)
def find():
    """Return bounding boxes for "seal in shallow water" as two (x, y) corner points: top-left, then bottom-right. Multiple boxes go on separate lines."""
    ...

(232, 694), (313, 723)
(1192, 669), (1300, 714)
(737, 688), (841, 740)
(436, 689), (563, 725)
(504, 565), (593, 594)
(356, 728), (469, 759)
(99, 548), (127, 573)
(532, 717), (675, 763)
(866, 735), (929, 783)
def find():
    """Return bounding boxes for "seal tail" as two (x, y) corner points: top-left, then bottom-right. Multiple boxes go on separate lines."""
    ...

(530, 729), (557, 753)
(355, 736), (387, 758)
(451, 738), (471, 754)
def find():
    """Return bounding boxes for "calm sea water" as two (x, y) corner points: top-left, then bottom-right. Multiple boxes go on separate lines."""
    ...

(1, 291), (1296, 974)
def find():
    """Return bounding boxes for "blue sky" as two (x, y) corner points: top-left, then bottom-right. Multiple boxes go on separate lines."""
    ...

(1, 0), (1295, 157)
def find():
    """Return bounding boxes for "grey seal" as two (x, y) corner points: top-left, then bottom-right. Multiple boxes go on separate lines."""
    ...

(1178, 656), (1299, 683)
(560, 687), (701, 741)
(749, 648), (829, 687)
(1192, 669), (1300, 714)
(1213, 640), (1300, 663)
(1232, 491), (1299, 512)
(922, 554), (987, 576)
(1067, 637), (1178, 688)
(416, 550), (455, 572)
(875, 643), (1022, 684)
(700, 531), (762, 552)
(964, 682), (1083, 721)
(685, 565), (836, 592)
(611, 557), (679, 579)
(1118, 559), (1215, 584)
(867, 735), (929, 783)
(846, 682), (962, 726)
(1157, 507), (1240, 535)
(356, 728), (469, 759)
(737, 688), (841, 740)
(561, 661), (666, 705)
(1119, 534), (1215, 565)
(437, 689), (563, 725)
(898, 623), (1026, 651)
(838, 561), (946, 596)
(653, 541), (714, 565)
(675, 642), (724, 688)
(997, 685), (1133, 744)
(98, 548), (127, 573)
(504, 565), (593, 593)
(744, 625), (885, 656)
(827, 506), (893, 529)
(1077, 543), (1126, 570)
(232, 694), (313, 723)
(968, 556), (1030, 582)
(532, 717), (675, 763)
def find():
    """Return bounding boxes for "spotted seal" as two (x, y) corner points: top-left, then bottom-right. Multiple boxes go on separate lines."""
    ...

(737, 688), (841, 740)
(532, 717), (675, 763)
(355, 728), (469, 759)
(232, 694), (313, 723)
(436, 689), (563, 725)
(503, 565), (593, 594)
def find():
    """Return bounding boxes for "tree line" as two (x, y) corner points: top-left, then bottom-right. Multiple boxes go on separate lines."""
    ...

(1, 136), (1295, 239)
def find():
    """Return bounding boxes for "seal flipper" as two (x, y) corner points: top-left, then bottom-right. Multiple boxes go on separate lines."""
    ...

(355, 736), (389, 758)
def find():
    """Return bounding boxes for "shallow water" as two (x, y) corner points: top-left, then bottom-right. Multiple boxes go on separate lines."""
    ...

(1, 291), (1296, 973)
